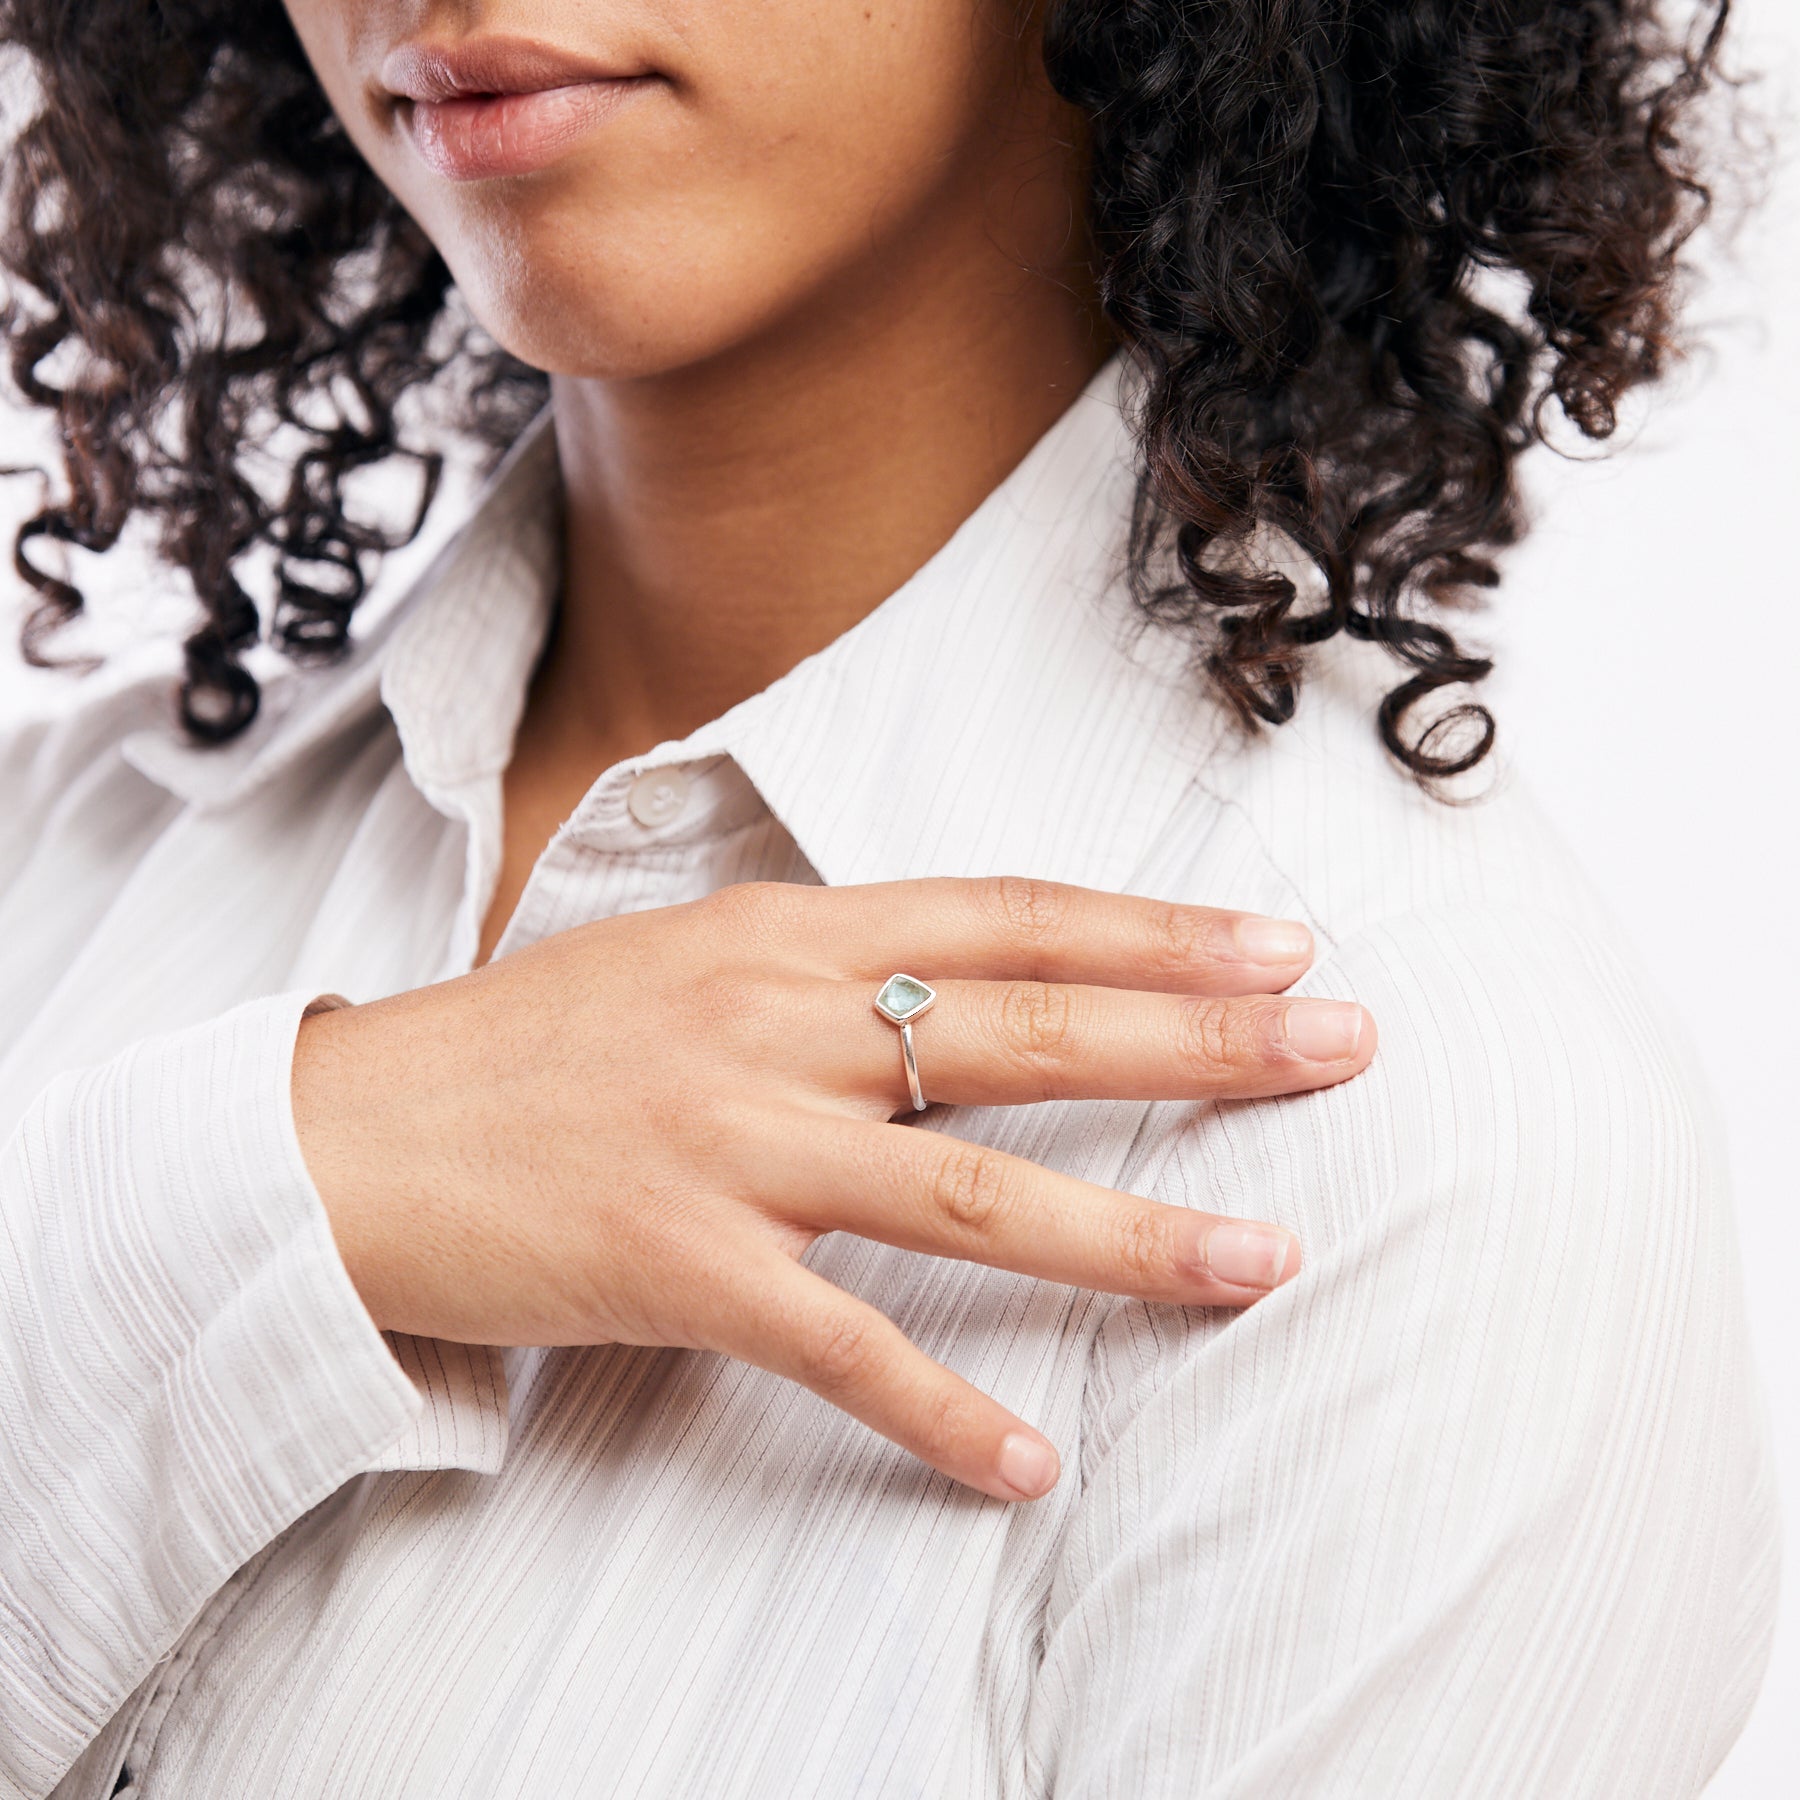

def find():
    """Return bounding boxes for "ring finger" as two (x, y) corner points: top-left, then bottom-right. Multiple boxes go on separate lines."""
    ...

(767, 1114), (1303, 1303)
(819, 977), (1375, 1111)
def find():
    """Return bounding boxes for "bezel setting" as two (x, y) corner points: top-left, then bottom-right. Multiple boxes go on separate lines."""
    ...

(873, 973), (937, 1025)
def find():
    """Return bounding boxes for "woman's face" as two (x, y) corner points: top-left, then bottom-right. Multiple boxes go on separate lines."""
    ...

(283, 0), (1075, 380)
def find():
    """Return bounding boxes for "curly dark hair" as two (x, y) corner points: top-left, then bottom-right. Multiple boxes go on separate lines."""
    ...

(1, 0), (1733, 774)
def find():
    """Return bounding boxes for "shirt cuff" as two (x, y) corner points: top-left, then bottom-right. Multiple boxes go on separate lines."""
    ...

(2, 989), (442, 1789)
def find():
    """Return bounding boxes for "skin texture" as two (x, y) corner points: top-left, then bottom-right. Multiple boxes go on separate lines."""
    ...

(282, 0), (1379, 1500)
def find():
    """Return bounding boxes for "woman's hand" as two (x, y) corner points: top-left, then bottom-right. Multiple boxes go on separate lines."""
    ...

(291, 876), (1375, 1501)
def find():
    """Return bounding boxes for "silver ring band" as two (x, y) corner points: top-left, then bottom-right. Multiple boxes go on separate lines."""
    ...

(873, 973), (938, 1114)
(898, 1021), (926, 1112)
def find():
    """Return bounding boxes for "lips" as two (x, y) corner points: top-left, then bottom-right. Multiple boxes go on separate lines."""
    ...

(381, 37), (656, 181)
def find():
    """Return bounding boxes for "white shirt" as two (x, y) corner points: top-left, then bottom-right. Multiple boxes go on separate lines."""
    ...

(0, 369), (1778, 1800)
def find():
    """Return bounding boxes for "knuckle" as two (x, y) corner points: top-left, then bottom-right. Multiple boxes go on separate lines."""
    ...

(916, 1379), (979, 1461)
(930, 1142), (1013, 1236)
(803, 1312), (878, 1398)
(697, 880), (765, 935)
(700, 880), (808, 946)
(990, 875), (1067, 953)
(1176, 997), (1242, 1076)
(1113, 1207), (1173, 1288)
(1147, 901), (1217, 980)
(1000, 979), (1077, 1068)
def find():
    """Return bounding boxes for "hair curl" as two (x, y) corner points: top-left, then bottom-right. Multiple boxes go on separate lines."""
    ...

(1, 0), (1733, 772)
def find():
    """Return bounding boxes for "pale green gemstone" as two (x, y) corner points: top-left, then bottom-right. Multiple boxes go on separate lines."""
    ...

(875, 973), (935, 1022)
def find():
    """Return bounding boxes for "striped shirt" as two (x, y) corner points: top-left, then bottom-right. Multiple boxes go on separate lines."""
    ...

(0, 369), (1779, 1798)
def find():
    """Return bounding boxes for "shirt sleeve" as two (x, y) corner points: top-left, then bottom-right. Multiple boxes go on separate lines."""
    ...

(0, 989), (425, 1800)
(1027, 904), (1780, 1799)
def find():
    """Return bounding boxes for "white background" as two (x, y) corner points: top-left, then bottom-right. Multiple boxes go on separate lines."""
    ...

(1492, 3), (1798, 1786)
(1, 3), (1795, 1790)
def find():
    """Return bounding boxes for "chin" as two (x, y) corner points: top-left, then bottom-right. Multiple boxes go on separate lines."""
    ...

(461, 275), (708, 381)
(428, 201), (802, 382)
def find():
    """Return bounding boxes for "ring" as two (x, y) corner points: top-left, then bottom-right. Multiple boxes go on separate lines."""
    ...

(873, 972), (938, 1112)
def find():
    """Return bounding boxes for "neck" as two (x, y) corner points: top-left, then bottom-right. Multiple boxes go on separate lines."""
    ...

(531, 127), (1109, 768)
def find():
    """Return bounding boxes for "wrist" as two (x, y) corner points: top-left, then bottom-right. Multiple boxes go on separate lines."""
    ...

(292, 1000), (399, 1329)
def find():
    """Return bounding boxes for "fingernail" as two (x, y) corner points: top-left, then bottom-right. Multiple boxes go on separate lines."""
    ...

(996, 1432), (1061, 1499)
(1203, 1221), (1299, 1290)
(1233, 917), (1313, 965)
(1283, 1000), (1364, 1062)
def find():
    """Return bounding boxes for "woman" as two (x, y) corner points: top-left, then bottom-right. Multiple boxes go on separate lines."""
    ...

(0, 1), (1776, 1796)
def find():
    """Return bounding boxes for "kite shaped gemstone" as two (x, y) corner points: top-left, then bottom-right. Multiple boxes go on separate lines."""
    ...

(874, 973), (937, 1024)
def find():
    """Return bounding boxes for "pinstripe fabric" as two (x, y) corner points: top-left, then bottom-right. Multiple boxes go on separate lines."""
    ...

(0, 366), (1778, 1799)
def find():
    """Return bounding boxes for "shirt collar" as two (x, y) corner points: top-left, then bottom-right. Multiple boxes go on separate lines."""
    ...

(664, 360), (1223, 891)
(119, 423), (560, 811)
(123, 358), (1223, 896)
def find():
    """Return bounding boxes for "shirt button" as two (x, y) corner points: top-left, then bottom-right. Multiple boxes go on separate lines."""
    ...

(626, 766), (691, 829)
